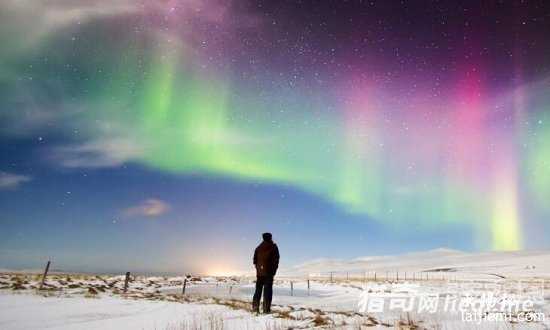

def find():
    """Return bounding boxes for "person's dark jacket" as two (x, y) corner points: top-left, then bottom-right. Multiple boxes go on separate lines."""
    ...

(253, 240), (279, 277)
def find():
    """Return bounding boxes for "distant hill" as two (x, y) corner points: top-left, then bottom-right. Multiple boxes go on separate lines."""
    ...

(282, 248), (550, 279)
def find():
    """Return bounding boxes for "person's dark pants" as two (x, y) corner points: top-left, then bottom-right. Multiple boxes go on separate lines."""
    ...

(252, 275), (273, 313)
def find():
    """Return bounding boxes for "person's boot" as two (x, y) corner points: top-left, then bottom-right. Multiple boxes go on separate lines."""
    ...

(252, 302), (259, 314)
(262, 300), (271, 314)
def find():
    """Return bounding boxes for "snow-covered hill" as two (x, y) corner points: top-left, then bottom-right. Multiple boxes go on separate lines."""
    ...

(284, 248), (550, 279)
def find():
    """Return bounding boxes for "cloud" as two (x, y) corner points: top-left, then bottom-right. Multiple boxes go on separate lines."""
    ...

(0, 0), (139, 54)
(0, 0), (259, 58)
(124, 199), (170, 218)
(0, 172), (32, 189)
(52, 137), (145, 168)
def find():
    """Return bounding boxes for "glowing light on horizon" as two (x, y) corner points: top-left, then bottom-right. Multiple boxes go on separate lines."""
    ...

(205, 269), (244, 277)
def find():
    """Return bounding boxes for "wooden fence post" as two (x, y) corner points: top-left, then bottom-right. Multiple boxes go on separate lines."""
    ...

(182, 278), (187, 295)
(374, 272), (377, 282)
(290, 281), (294, 296)
(39, 260), (51, 290)
(123, 272), (130, 293)
(307, 279), (310, 295)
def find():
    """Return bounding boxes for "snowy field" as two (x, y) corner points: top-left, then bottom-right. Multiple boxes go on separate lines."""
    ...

(1, 249), (550, 329)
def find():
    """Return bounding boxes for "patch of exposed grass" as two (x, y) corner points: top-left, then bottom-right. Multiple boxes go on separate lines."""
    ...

(395, 313), (422, 329)
(312, 313), (330, 327)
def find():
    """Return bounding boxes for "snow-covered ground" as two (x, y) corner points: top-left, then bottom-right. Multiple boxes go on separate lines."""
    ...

(1, 249), (549, 329)
(0, 293), (272, 330)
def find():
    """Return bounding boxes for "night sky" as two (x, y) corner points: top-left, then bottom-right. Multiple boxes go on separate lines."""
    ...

(1, 1), (550, 275)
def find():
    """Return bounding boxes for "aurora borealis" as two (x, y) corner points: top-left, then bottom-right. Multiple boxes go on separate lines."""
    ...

(1, 1), (550, 273)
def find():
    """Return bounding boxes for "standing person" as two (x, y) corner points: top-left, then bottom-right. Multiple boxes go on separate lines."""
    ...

(252, 232), (279, 314)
